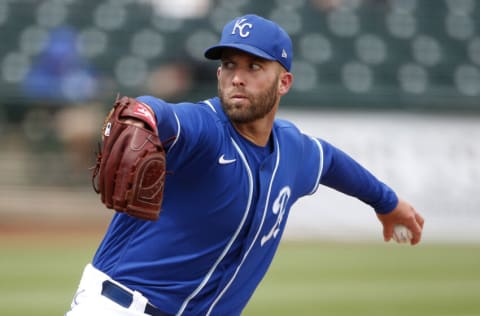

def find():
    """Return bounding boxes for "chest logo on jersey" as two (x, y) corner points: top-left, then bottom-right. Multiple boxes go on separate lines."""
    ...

(218, 154), (237, 165)
(261, 186), (291, 246)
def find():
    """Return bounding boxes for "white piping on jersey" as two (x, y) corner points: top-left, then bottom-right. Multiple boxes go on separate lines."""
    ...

(170, 99), (214, 154)
(167, 112), (181, 154)
(308, 137), (324, 195)
(176, 138), (254, 316)
(206, 137), (281, 315)
(203, 99), (217, 113)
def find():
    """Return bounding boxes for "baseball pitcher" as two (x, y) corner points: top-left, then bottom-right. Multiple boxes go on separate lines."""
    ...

(66, 14), (424, 316)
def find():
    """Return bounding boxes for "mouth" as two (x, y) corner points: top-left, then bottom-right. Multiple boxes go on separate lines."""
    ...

(230, 93), (248, 101)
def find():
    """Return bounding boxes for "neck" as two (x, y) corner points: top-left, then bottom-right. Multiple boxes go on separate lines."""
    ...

(232, 114), (275, 147)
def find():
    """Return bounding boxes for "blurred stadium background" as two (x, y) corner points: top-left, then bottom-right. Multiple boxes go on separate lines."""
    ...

(1, 0), (479, 240)
(0, 0), (479, 314)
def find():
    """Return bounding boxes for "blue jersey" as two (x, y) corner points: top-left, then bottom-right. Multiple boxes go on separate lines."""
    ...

(93, 96), (398, 315)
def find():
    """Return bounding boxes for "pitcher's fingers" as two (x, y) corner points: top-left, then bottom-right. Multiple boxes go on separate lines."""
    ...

(415, 212), (425, 229)
(383, 224), (394, 242)
(410, 218), (424, 245)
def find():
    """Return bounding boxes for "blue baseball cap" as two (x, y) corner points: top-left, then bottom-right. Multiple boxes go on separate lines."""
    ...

(204, 14), (293, 71)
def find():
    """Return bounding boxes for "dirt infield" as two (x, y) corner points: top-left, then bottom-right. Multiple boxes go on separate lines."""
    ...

(1, 200), (110, 247)
(0, 184), (112, 245)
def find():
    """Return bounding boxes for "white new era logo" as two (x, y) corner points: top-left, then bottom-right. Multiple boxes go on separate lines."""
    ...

(281, 49), (287, 59)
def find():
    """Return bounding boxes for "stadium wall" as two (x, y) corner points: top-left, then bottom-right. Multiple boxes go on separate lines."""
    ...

(280, 109), (480, 243)
(0, 110), (478, 243)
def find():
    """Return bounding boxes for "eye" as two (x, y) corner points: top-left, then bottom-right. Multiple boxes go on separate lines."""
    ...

(222, 61), (235, 69)
(250, 63), (261, 71)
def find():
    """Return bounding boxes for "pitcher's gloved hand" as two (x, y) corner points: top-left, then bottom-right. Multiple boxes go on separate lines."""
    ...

(92, 96), (166, 221)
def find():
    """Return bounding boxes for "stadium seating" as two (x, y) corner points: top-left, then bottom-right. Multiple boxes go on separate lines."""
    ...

(0, 0), (478, 110)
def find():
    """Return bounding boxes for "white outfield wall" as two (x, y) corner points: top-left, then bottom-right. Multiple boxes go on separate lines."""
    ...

(278, 109), (480, 243)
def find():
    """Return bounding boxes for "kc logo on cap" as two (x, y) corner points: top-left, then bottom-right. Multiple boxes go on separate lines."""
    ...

(204, 14), (293, 71)
(232, 18), (253, 38)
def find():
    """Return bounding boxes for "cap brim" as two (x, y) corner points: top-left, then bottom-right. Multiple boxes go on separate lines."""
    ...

(204, 43), (276, 61)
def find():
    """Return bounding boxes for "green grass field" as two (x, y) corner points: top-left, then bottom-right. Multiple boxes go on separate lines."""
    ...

(1, 234), (479, 316)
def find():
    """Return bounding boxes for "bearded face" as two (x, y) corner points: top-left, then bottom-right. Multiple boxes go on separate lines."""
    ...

(218, 73), (280, 124)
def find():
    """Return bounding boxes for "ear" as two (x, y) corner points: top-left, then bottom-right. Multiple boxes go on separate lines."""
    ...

(217, 66), (221, 79)
(278, 71), (293, 96)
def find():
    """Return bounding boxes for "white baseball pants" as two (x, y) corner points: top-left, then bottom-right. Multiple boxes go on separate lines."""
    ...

(65, 263), (151, 316)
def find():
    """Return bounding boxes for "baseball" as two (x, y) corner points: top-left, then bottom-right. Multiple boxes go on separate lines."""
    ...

(392, 224), (413, 243)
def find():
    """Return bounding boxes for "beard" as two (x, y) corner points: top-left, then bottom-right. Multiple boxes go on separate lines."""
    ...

(218, 77), (279, 124)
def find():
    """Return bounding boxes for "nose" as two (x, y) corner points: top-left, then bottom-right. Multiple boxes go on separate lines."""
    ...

(231, 70), (246, 87)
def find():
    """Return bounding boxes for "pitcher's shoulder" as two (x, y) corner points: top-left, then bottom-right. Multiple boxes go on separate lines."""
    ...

(274, 118), (304, 137)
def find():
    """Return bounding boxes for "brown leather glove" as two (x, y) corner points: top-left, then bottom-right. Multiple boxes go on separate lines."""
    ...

(92, 96), (166, 221)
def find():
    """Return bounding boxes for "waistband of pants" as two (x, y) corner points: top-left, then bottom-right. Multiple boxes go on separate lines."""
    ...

(80, 263), (171, 316)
